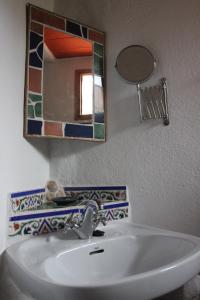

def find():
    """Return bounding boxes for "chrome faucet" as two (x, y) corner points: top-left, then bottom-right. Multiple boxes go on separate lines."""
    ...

(64, 200), (106, 239)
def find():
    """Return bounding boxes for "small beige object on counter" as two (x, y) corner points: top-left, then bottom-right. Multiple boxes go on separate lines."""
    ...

(45, 180), (65, 202)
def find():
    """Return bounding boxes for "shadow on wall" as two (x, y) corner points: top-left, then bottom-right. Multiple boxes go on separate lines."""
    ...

(26, 138), (50, 160)
(110, 92), (140, 134)
(49, 137), (99, 158)
(110, 90), (164, 137)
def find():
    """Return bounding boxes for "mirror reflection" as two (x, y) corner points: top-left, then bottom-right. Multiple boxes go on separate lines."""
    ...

(43, 28), (93, 124)
(116, 45), (156, 84)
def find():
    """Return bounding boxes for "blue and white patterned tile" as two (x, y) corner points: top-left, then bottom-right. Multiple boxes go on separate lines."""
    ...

(8, 186), (129, 238)
(8, 211), (80, 237)
(64, 186), (127, 203)
(8, 206), (128, 237)
(10, 188), (45, 214)
(100, 201), (129, 221)
(10, 186), (127, 214)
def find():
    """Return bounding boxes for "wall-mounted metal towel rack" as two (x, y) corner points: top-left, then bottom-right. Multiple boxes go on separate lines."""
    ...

(137, 78), (169, 126)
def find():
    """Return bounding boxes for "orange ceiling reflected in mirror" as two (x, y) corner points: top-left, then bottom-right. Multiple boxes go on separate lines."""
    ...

(44, 27), (93, 59)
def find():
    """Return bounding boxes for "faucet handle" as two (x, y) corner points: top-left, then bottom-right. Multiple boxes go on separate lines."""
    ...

(99, 215), (107, 226)
(64, 213), (81, 230)
(93, 214), (107, 227)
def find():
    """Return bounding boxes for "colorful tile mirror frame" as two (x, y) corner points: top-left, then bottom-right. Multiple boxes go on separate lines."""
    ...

(8, 186), (129, 237)
(24, 4), (106, 141)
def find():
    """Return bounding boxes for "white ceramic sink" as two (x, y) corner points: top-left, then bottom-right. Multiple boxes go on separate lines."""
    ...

(3, 221), (200, 300)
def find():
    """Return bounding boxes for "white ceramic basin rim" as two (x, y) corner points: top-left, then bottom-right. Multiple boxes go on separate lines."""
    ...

(44, 234), (197, 287)
(4, 221), (200, 300)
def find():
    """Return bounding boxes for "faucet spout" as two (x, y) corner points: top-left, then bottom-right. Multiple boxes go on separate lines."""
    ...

(65, 200), (106, 239)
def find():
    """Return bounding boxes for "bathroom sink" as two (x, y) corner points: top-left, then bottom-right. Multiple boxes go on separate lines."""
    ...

(3, 221), (200, 300)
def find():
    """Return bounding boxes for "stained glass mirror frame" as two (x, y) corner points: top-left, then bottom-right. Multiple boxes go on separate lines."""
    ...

(24, 4), (106, 141)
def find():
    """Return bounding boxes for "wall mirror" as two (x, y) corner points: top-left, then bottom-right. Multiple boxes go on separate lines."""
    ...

(24, 4), (106, 141)
(115, 45), (169, 126)
(115, 45), (156, 84)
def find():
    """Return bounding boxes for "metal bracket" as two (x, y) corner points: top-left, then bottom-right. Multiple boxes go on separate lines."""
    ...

(137, 77), (169, 126)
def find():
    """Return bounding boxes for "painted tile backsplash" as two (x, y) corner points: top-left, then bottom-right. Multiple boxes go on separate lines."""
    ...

(8, 186), (128, 238)
(11, 188), (45, 213)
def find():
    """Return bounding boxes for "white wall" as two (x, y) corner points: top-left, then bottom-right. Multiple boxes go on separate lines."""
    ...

(0, 0), (55, 254)
(51, 0), (200, 235)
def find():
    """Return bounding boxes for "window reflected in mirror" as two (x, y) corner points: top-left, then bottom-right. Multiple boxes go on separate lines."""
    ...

(81, 73), (93, 115)
(75, 69), (93, 122)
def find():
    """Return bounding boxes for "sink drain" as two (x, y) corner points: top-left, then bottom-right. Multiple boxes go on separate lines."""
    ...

(89, 249), (104, 255)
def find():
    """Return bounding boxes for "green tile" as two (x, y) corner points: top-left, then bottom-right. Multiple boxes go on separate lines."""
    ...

(94, 54), (103, 76)
(94, 123), (105, 139)
(29, 93), (42, 102)
(35, 102), (42, 117)
(28, 105), (35, 118)
(94, 43), (103, 57)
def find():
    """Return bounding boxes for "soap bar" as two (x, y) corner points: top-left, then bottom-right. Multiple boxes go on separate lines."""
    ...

(52, 197), (78, 206)
(92, 230), (105, 237)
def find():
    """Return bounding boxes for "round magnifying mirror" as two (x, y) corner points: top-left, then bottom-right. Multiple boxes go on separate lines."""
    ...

(116, 45), (156, 84)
